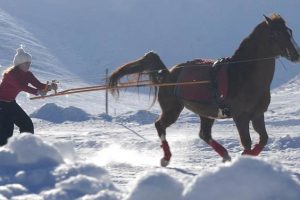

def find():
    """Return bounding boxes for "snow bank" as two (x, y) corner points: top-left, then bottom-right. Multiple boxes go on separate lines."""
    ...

(1, 134), (299, 200)
(114, 110), (159, 125)
(0, 133), (120, 200)
(127, 171), (184, 200)
(126, 157), (300, 200)
(183, 157), (300, 200)
(30, 105), (158, 125)
(30, 103), (90, 123)
(271, 135), (300, 150)
(98, 113), (113, 122)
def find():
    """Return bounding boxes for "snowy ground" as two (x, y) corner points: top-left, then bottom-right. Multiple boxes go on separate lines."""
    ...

(1, 91), (300, 199)
(36, 118), (300, 184)
(1, 1), (300, 199)
(30, 88), (300, 179)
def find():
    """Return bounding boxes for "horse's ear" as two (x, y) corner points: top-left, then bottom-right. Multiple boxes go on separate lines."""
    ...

(264, 14), (272, 24)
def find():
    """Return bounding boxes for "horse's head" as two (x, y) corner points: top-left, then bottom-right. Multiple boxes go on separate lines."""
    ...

(264, 13), (300, 62)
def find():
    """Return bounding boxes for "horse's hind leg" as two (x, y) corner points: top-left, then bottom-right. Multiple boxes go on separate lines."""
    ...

(199, 116), (231, 162)
(247, 114), (268, 156)
(155, 97), (184, 167)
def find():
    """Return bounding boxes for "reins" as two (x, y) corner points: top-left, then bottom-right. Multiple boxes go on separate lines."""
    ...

(139, 56), (277, 76)
(30, 56), (277, 100)
(44, 56), (278, 84)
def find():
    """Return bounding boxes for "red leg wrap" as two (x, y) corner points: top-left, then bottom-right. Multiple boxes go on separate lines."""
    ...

(160, 141), (172, 161)
(242, 144), (264, 156)
(208, 140), (229, 158)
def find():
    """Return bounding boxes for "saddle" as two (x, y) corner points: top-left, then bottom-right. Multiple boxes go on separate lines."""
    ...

(175, 58), (230, 117)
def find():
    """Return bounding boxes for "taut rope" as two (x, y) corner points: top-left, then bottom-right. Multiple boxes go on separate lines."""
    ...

(30, 56), (279, 100)
(30, 80), (210, 100)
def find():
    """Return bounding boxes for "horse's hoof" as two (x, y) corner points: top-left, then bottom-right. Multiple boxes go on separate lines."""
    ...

(222, 155), (231, 163)
(160, 158), (170, 167)
(242, 144), (264, 156)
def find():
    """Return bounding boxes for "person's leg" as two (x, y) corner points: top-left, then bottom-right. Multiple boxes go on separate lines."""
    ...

(10, 102), (34, 134)
(0, 102), (15, 146)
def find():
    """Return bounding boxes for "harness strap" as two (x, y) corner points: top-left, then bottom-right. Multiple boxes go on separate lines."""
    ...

(211, 57), (231, 117)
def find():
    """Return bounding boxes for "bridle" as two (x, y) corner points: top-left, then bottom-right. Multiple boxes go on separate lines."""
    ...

(268, 25), (298, 61)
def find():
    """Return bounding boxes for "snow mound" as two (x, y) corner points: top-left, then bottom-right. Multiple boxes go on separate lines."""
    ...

(127, 170), (184, 200)
(270, 135), (300, 150)
(30, 103), (90, 123)
(0, 133), (120, 199)
(114, 110), (159, 125)
(183, 157), (300, 200)
(79, 190), (122, 200)
(1, 134), (299, 200)
(124, 157), (300, 200)
(98, 113), (113, 122)
(6, 133), (63, 166)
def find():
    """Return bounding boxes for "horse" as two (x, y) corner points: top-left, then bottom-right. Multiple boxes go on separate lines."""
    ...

(108, 14), (300, 167)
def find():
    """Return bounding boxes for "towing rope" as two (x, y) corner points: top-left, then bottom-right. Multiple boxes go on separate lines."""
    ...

(30, 80), (210, 100)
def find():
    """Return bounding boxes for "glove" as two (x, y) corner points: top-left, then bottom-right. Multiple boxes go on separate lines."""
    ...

(48, 82), (58, 91)
(37, 89), (48, 96)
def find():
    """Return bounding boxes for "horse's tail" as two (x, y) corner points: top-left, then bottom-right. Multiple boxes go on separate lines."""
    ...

(108, 52), (169, 106)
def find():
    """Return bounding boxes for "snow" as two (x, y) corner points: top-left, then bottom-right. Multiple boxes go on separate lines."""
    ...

(0, 0), (300, 199)
(0, 134), (121, 200)
(30, 103), (91, 123)
(183, 157), (300, 200)
(127, 171), (184, 200)
(114, 110), (159, 125)
(1, 134), (299, 200)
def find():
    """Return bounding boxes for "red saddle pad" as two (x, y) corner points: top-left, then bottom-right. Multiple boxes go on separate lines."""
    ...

(175, 59), (228, 104)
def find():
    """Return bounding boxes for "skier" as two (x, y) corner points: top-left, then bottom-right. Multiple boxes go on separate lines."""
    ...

(0, 46), (57, 146)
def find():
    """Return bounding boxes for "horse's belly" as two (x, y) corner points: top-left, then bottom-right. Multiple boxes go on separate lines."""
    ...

(183, 100), (227, 119)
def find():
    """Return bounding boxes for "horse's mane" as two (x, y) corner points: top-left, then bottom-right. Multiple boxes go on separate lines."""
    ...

(228, 13), (284, 93)
(232, 25), (264, 61)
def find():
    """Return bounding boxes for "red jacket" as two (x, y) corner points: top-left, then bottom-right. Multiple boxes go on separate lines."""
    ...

(0, 68), (46, 101)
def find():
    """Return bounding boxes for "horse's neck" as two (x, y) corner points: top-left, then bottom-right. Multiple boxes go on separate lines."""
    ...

(229, 34), (276, 91)
(231, 33), (275, 61)
(231, 22), (275, 60)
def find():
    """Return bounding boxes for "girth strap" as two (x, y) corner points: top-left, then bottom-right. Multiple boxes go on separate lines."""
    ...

(211, 57), (231, 118)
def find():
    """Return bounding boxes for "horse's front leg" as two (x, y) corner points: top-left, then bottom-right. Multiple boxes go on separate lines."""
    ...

(233, 114), (253, 155)
(249, 114), (268, 155)
(199, 117), (231, 162)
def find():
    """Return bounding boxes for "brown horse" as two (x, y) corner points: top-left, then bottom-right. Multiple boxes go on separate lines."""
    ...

(109, 14), (300, 167)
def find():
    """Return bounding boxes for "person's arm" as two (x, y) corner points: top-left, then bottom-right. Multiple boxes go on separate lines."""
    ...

(6, 72), (42, 95)
(27, 72), (47, 90)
